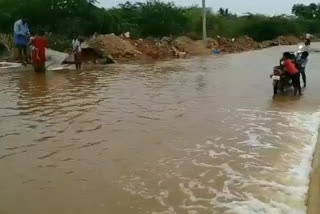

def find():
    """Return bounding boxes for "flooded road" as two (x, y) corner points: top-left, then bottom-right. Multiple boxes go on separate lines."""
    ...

(1, 45), (320, 214)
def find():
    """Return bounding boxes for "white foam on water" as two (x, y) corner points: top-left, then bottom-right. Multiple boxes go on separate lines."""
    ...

(152, 207), (176, 214)
(209, 150), (230, 158)
(287, 112), (320, 195)
(219, 110), (320, 214)
(221, 195), (304, 214)
(0, 62), (22, 69)
(119, 108), (320, 214)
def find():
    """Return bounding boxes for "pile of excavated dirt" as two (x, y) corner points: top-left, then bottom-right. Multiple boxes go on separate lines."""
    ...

(273, 35), (301, 45)
(129, 38), (175, 60)
(87, 34), (142, 60)
(233, 36), (260, 51)
(214, 36), (260, 53)
(70, 34), (303, 64)
(172, 36), (211, 55)
(259, 35), (301, 48)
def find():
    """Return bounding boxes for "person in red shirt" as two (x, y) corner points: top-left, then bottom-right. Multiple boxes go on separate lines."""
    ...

(31, 31), (48, 73)
(283, 52), (302, 96)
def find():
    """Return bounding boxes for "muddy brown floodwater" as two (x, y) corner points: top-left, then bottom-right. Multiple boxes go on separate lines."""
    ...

(1, 44), (320, 214)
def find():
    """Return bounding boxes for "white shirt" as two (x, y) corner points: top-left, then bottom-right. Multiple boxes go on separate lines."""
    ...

(72, 39), (81, 53)
(14, 19), (30, 36)
(306, 33), (311, 39)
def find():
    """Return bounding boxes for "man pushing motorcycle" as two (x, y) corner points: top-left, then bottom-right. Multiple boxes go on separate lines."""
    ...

(282, 52), (302, 96)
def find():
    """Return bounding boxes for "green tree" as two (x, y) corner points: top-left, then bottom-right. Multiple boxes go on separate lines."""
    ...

(292, 3), (320, 19)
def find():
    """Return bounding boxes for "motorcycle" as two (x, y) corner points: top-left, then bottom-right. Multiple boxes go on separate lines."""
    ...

(271, 45), (304, 95)
(271, 43), (310, 95)
(271, 65), (292, 95)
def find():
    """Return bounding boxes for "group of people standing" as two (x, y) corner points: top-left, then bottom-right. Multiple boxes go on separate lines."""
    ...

(13, 18), (82, 72)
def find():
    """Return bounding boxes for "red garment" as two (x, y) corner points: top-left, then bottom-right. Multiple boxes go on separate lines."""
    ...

(284, 59), (298, 75)
(32, 36), (48, 66)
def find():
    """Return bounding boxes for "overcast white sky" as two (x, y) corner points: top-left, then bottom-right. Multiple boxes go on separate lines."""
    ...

(98, 0), (314, 15)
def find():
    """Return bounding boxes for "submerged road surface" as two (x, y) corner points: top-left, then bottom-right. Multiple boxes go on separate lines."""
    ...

(1, 44), (320, 214)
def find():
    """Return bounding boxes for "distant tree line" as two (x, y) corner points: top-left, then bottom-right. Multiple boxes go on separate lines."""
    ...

(1, 0), (320, 42)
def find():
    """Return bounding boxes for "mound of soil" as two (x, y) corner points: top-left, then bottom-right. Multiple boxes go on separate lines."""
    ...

(234, 36), (260, 51)
(129, 38), (174, 60)
(273, 35), (301, 45)
(172, 36), (211, 55)
(88, 34), (142, 60)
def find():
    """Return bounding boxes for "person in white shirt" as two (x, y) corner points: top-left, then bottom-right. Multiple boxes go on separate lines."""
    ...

(297, 51), (309, 88)
(72, 37), (82, 70)
(305, 33), (312, 46)
(305, 33), (311, 39)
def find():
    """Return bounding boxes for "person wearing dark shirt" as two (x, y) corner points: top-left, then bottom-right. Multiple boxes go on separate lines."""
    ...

(297, 51), (309, 88)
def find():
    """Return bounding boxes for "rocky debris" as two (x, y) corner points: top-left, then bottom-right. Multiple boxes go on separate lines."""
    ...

(260, 40), (279, 48)
(214, 36), (260, 53)
(259, 35), (301, 48)
(215, 37), (234, 53)
(129, 37), (174, 60)
(161, 37), (173, 46)
(273, 35), (301, 46)
(206, 38), (219, 49)
(233, 36), (260, 51)
(120, 32), (131, 38)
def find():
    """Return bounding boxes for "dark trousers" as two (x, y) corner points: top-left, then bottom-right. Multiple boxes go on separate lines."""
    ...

(33, 63), (46, 73)
(300, 68), (306, 87)
(16, 44), (28, 64)
(292, 73), (302, 95)
(74, 52), (82, 70)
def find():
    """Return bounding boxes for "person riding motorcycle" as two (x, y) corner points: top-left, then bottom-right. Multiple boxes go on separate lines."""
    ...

(305, 33), (312, 46)
(282, 52), (302, 96)
(271, 51), (301, 95)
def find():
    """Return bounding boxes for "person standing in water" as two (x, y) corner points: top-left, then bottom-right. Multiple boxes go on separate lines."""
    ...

(14, 18), (30, 65)
(31, 31), (48, 73)
(72, 36), (82, 70)
(283, 52), (302, 96)
(297, 51), (309, 88)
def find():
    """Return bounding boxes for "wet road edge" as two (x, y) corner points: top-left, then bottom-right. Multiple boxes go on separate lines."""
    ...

(307, 128), (320, 214)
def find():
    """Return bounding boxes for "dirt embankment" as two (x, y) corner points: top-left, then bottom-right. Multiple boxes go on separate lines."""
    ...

(0, 33), (303, 64)
(80, 34), (302, 63)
